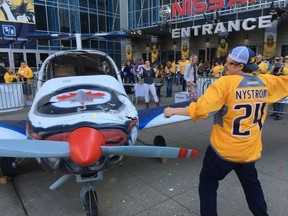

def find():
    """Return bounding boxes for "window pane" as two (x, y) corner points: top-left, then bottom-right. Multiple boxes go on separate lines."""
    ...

(35, 5), (47, 31)
(80, 12), (89, 33)
(0, 52), (9, 67)
(14, 53), (24, 69)
(26, 53), (37, 68)
(90, 14), (97, 33)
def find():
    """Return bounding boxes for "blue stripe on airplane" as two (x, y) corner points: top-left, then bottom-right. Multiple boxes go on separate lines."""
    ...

(138, 100), (194, 130)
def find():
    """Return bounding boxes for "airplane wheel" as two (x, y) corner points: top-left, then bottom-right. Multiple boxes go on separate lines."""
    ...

(0, 157), (18, 177)
(153, 135), (166, 147)
(81, 186), (98, 216)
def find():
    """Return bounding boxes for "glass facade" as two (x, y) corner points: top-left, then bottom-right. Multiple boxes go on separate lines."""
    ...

(0, 0), (122, 68)
(127, 0), (286, 29)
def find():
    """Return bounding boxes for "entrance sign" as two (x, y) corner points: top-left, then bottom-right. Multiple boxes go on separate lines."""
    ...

(171, 15), (272, 38)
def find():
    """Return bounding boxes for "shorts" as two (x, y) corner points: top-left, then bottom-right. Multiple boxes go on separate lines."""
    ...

(22, 83), (32, 95)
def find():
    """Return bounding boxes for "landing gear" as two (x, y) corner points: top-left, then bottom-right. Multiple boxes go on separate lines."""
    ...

(0, 157), (18, 177)
(153, 135), (166, 147)
(80, 185), (99, 216)
(153, 135), (167, 163)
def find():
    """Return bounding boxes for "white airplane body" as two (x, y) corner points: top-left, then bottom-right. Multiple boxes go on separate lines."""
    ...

(0, 34), (197, 216)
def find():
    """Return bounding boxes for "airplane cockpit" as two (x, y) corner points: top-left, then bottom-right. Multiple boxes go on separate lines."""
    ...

(37, 50), (121, 89)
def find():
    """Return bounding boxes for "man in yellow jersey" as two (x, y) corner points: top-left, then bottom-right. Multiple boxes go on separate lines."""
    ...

(164, 46), (288, 215)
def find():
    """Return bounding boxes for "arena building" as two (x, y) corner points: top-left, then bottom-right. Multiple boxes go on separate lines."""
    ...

(0, 0), (287, 69)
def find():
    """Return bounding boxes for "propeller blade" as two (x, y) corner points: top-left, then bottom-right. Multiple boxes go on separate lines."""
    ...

(0, 140), (70, 158)
(101, 146), (197, 158)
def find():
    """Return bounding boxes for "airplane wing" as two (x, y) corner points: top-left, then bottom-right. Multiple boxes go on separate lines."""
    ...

(0, 120), (27, 139)
(138, 100), (194, 129)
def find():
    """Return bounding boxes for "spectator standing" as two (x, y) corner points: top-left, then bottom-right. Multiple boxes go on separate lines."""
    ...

(4, 66), (18, 83)
(198, 60), (211, 77)
(212, 58), (224, 77)
(137, 58), (145, 83)
(284, 56), (288, 69)
(254, 54), (269, 75)
(164, 61), (174, 97)
(0, 62), (6, 83)
(184, 54), (198, 100)
(140, 60), (159, 108)
(122, 60), (134, 84)
(155, 63), (164, 98)
(18, 61), (34, 106)
(178, 54), (190, 91)
(270, 61), (288, 120)
(164, 46), (288, 216)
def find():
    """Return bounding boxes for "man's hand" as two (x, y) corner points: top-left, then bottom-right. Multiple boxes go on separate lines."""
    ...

(164, 107), (174, 118)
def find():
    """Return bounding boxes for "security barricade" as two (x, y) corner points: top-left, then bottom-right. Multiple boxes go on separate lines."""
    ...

(0, 80), (38, 112)
(197, 77), (218, 98)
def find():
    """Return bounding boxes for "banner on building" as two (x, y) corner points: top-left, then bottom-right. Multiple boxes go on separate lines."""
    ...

(216, 37), (229, 63)
(0, 0), (36, 45)
(263, 32), (277, 61)
(126, 42), (133, 62)
(181, 39), (189, 58)
(151, 43), (159, 65)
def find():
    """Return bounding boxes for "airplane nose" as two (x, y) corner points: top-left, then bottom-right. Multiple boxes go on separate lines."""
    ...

(67, 127), (105, 166)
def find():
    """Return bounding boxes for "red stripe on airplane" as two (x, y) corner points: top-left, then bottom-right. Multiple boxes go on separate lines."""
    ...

(178, 148), (188, 158)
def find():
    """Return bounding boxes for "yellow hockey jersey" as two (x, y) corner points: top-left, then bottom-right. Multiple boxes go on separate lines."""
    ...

(188, 73), (288, 163)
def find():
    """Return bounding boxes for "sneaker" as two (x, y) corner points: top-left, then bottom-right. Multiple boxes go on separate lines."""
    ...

(270, 113), (277, 117)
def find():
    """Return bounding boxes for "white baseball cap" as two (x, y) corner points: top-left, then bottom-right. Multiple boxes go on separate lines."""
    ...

(228, 46), (259, 72)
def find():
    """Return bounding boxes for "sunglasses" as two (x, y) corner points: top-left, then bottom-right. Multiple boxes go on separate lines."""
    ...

(226, 61), (240, 66)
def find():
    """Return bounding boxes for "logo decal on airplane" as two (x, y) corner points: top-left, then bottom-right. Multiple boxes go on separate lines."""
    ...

(50, 90), (110, 107)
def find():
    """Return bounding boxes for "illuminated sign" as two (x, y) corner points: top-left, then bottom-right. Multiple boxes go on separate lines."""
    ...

(171, 0), (256, 17)
(171, 15), (272, 38)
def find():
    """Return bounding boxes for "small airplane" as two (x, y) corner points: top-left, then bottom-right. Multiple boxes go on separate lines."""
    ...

(0, 33), (196, 216)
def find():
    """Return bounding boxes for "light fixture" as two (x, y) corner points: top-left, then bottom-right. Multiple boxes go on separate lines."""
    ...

(243, 33), (249, 40)
(206, 38), (210, 43)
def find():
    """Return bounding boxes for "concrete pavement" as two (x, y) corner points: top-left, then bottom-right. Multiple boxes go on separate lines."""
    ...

(0, 84), (288, 216)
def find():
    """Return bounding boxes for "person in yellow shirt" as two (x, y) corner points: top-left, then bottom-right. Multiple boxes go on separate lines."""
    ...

(4, 66), (18, 83)
(18, 60), (34, 106)
(164, 46), (288, 215)
(211, 58), (224, 77)
(178, 54), (190, 91)
(263, 35), (276, 61)
(254, 54), (269, 75)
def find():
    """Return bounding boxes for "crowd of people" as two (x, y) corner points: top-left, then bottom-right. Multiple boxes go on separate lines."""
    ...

(0, 61), (34, 106)
(120, 52), (288, 115)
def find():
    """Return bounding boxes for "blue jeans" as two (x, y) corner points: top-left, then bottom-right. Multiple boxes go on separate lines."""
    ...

(273, 102), (284, 117)
(166, 77), (173, 97)
(199, 146), (268, 216)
